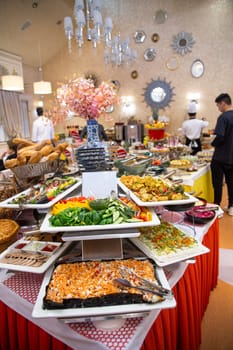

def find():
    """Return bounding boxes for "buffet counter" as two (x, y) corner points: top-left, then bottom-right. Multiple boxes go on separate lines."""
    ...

(171, 164), (214, 203)
(0, 217), (219, 350)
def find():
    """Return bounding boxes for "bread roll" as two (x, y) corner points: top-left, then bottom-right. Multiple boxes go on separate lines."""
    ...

(47, 151), (59, 161)
(13, 138), (34, 146)
(54, 142), (68, 152)
(40, 144), (54, 157)
(17, 154), (27, 166)
(17, 144), (37, 155)
(4, 158), (19, 168)
(28, 151), (43, 164)
(34, 140), (51, 151)
(19, 149), (38, 158)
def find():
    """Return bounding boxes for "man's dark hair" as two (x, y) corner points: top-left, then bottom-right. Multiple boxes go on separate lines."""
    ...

(215, 93), (232, 105)
(36, 107), (43, 116)
(188, 112), (196, 118)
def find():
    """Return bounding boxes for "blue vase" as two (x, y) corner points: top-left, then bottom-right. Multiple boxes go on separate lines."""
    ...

(87, 119), (100, 147)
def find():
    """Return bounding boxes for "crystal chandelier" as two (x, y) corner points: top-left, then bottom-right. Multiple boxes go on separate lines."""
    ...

(104, 34), (137, 66)
(64, 0), (136, 66)
(64, 0), (113, 50)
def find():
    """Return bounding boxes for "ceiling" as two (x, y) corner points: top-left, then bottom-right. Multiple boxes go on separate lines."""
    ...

(0, 0), (119, 68)
(0, 0), (76, 67)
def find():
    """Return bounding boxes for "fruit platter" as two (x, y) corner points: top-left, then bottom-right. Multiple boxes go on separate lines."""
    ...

(40, 196), (160, 232)
(118, 175), (197, 207)
(0, 176), (81, 209)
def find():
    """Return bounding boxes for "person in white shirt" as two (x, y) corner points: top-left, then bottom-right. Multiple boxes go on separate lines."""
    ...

(182, 101), (209, 155)
(32, 107), (55, 143)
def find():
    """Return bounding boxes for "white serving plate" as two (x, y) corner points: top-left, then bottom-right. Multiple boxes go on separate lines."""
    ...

(32, 264), (176, 318)
(62, 227), (140, 241)
(0, 239), (71, 274)
(129, 224), (210, 267)
(118, 178), (198, 207)
(0, 178), (82, 209)
(40, 208), (160, 233)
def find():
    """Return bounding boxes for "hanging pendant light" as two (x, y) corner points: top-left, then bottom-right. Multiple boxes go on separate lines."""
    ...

(2, 69), (24, 91)
(33, 80), (52, 94)
(33, 42), (52, 95)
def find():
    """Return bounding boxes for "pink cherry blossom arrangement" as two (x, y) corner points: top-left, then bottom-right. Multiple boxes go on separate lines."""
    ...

(56, 77), (118, 120)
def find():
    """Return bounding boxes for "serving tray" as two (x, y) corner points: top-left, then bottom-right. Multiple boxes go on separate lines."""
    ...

(32, 262), (176, 318)
(118, 178), (198, 207)
(40, 208), (160, 233)
(130, 224), (209, 267)
(0, 177), (81, 209)
(0, 239), (71, 274)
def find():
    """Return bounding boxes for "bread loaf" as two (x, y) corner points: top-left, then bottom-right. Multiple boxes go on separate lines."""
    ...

(28, 151), (43, 164)
(4, 159), (19, 169)
(40, 144), (54, 157)
(12, 138), (34, 146)
(17, 144), (37, 155)
(34, 140), (51, 151)
(47, 151), (59, 161)
(17, 154), (27, 166)
(54, 142), (68, 152)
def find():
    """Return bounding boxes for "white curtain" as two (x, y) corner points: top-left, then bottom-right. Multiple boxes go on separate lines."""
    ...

(0, 90), (23, 138)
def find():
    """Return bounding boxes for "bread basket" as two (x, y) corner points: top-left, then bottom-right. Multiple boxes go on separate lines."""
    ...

(10, 159), (65, 189)
(11, 159), (60, 179)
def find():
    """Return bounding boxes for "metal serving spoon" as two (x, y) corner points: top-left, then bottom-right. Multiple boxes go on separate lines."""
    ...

(113, 278), (173, 299)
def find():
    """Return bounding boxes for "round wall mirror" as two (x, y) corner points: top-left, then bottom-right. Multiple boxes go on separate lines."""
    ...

(191, 59), (205, 78)
(143, 78), (175, 109)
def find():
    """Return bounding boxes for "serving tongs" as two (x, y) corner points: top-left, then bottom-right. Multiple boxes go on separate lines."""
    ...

(118, 266), (173, 299)
(114, 278), (171, 298)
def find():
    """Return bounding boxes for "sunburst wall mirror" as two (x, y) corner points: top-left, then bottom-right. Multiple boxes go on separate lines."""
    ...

(171, 32), (195, 55)
(143, 78), (175, 110)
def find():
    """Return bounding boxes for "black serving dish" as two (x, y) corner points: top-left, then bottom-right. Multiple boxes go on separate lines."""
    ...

(164, 202), (196, 212)
(185, 208), (216, 224)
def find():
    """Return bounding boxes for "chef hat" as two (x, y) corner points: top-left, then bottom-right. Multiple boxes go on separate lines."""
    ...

(188, 100), (197, 114)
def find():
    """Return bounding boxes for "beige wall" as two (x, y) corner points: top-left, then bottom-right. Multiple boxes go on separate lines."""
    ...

(28, 0), (233, 136)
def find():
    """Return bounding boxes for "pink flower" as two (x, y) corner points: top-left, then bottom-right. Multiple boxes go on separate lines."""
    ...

(57, 78), (118, 119)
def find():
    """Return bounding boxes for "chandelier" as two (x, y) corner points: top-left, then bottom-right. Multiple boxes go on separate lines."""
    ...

(64, 0), (136, 66)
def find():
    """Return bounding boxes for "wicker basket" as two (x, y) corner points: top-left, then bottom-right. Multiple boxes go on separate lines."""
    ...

(0, 183), (17, 219)
(11, 159), (60, 179)
(0, 219), (19, 253)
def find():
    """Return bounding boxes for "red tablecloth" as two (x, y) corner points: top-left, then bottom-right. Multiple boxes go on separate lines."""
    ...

(0, 219), (219, 350)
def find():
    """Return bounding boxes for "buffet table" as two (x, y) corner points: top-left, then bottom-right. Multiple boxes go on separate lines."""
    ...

(172, 164), (214, 203)
(0, 217), (219, 350)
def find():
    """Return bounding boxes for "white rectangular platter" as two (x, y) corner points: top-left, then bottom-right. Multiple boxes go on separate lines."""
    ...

(0, 178), (82, 209)
(130, 225), (210, 267)
(118, 179), (198, 207)
(32, 265), (176, 318)
(40, 208), (160, 233)
(62, 228), (140, 241)
(0, 239), (71, 274)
